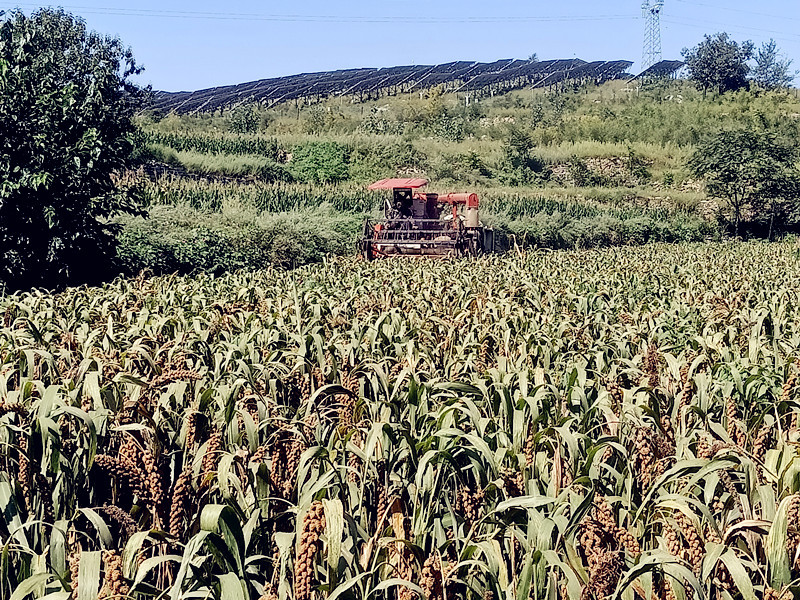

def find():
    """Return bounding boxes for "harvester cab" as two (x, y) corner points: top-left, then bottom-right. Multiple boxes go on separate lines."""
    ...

(360, 178), (494, 259)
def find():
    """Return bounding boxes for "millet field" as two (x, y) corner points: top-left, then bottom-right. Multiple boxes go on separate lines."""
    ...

(3, 242), (800, 599)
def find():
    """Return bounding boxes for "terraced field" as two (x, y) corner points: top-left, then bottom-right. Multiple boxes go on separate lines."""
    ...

(2, 243), (800, 599)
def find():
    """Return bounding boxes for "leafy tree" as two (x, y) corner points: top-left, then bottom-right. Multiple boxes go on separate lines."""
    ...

(228, 103), (260, 134)
(682, 33), (754, 96)
(0, 9), (147, 290)
(498, 128), (550, 186)
(689, 128), (799, 238)
(751, 39), (797, 90)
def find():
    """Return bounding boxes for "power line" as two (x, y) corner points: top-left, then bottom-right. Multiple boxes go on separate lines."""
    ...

(0, 3), (639, 24)
(662, 16), (800, 43)
(672, 0), (800, 23)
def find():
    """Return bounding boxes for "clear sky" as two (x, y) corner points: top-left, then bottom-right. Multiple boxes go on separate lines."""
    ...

(1, 1), (798, 91)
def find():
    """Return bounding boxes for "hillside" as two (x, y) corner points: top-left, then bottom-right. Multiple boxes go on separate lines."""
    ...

(117, 79), (800, 275)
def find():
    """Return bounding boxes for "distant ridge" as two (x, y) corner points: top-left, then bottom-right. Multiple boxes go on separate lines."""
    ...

(151, 58), (681, 114)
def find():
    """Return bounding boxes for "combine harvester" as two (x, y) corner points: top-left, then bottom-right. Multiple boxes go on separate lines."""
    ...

(360, 178), (494, 259)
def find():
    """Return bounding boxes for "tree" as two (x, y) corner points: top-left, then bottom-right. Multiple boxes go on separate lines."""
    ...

(751, 39), (797, 90)
(498, 128), (550, 186)
(0, 9), (147, 290)
(689, 128), (799, 238)
(682, 33), (754, 96)
(228, 103), (260, 134)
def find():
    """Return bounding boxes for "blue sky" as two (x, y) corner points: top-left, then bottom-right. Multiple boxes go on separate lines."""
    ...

(2, 1), (799, 91)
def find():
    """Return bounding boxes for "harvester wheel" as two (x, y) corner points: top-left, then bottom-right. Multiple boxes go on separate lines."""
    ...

(362, 242), (375, 261)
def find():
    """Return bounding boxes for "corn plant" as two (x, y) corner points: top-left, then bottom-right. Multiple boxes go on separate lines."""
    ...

(140, 131), (282, 159)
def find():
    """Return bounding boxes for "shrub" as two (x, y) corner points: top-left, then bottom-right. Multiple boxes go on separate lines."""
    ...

(228, 104), (261, 134)
(498, 128), (550, 185)
(567, 155), (602, 187)
(359, 109), (406, 136)
(115, 204), (362, 274)
(627, 146), (651, 182)
(430, 112), (466, 142)
(347, 139), (427, 182)
(291, 142), (350, 183)
(562, 214), (625, 248)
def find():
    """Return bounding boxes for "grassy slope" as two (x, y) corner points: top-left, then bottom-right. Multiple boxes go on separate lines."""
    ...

(118, 81), (800, 274)
(142, 80), (800, 180)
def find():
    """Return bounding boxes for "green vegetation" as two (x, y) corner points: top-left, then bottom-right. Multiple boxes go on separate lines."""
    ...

(752, 39), (798, 90)
(682, 33), (755, 95)
(142, 144), (292, 181)
(4, 10), (800, 600)
(0, 8), (146, 290)
(116, 204), (361, 273)
(689, 129), (799, 238)
(5, 243), (800, 598)
(115, 173), (711, 274)
(1, 7), (798, 286)
(123, 74), (800, 276)
(290, 142), (350, 183)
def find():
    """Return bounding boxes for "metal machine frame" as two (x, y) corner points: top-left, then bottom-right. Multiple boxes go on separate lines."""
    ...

(360, 178), (494, 259)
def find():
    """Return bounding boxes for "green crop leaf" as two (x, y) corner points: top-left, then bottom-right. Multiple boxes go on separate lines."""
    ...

(76, 551), (101, 600)
(767, 496), (793, 589)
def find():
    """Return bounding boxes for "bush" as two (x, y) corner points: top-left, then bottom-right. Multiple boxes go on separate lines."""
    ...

(501, 212), (566, 248)
(627, 146), (651, 182)
(562, 214), (625, 248)
(359, 109), (406, 136)
(430, 151), (492, 184)
(623, 216), (658, 245)
(347, 139), (427, 182)
(567, 155), (605, 187)
(430, 112), (466, 142)
(498, 128), (550, 185)
(291, 142), (350, 183)
(115, 204), (362, 274)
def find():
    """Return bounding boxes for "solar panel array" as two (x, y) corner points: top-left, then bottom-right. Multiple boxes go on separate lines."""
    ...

(630, 59), (685, 81)
(151, 58), (635, 114)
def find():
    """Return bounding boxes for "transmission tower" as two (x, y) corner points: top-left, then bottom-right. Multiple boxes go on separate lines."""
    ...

(641, 0), (664, 71)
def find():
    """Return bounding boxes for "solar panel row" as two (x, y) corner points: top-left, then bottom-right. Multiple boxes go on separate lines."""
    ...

(630, 60), (685, 81)
(151, 58), (644, 114)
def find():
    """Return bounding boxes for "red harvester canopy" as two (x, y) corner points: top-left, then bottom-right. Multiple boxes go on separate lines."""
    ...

(368, 178), (429, 190)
